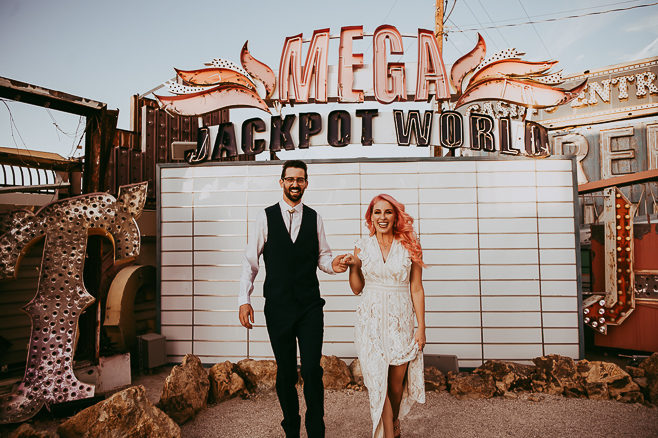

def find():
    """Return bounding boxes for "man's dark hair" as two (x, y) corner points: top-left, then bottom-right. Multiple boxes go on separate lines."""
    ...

(281, 160), (308, 180)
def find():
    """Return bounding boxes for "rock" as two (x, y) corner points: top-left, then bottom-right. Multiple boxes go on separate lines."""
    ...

(236, 359), (278, 392)
(528, 393), (545, 402)
(57, 385), (180, 438)
(320, 355), (351, 390)
(157, 354), (210, 425)
(349, 358), (364, 386)
(532, 355), (585, 397)
(9, 424), (57, 438)
(639, 353), (658, 404)
(209, 361), (246, 403)
(475, 360), (535, 392)
(626, 365), (645, 378)
(447, 371), (497, 400)
(424, 366), (447, 392)
(578, 360), (643, 403)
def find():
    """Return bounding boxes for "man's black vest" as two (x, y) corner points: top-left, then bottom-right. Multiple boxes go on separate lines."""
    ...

(263, 204), (321, 307)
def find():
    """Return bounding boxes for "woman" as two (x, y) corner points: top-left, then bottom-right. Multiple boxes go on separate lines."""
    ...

(342, 193), (426, 438)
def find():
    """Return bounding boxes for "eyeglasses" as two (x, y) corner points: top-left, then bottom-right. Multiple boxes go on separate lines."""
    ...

(282, 177), (307, 184)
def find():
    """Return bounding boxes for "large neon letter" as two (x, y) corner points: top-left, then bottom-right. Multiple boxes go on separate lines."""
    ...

(415, 29), (450, 101)
(373, 25), (406, 104)
(338, 26), (365, 103)
(279, 28), (330, 103)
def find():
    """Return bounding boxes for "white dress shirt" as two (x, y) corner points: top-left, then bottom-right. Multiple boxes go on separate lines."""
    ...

(238, 199), (336, 306)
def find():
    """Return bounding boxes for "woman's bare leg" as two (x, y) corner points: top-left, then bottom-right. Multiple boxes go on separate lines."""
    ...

(381, 394), (394, 437)
(388, 363), (409, 422)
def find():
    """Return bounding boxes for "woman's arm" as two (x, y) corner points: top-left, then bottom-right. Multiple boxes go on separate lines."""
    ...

(410, 261), (426, 350)
(347, 247), (365, 295)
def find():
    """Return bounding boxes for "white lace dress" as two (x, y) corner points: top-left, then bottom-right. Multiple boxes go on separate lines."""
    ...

(354, 235), (425, 438)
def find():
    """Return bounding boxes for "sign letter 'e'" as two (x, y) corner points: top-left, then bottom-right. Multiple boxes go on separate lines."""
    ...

(338, 26), (365, 103)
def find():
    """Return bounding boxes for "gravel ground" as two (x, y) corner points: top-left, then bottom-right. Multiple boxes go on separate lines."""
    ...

(2, 366), (656, 438)
(137, 367), (658, 438)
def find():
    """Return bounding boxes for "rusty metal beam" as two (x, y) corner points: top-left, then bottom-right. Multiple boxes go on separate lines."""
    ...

(578, 169), (658, 194)
(0, 76), (106, 117)
(83, 109), (118, 193)
(0, 147), (82, 172)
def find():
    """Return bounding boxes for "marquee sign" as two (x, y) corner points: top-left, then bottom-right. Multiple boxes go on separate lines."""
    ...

(153, 25), (586, 161)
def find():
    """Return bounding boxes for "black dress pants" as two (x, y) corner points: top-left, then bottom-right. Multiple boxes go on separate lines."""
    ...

(265, 301), (325, 438)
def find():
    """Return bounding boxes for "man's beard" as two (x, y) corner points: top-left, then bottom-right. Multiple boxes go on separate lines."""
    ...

(284, 186), (304, 202)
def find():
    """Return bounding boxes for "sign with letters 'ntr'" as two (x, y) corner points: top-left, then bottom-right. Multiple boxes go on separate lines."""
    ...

(153, 26), (587, 161)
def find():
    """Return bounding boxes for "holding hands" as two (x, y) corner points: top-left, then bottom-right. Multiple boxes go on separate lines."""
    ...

(332, 253), (360, 273)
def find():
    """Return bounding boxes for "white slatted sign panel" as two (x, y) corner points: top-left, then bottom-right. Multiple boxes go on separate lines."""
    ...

(158, 158), (581, 366)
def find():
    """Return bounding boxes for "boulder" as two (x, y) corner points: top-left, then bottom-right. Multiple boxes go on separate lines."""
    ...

(157, 354), (210, 425)
(320, 355), (351, 390)
(348, 358), (364, 386)
(474, 360), (535, 393)
(531, 355), (585, 397)
(625, 365), (645, 378)
(577, 360), (643, 403)
(639, 352), (658, 404)
(9, 424), (57, 438)
(57, 385), (180, 438)
(424, 366), (447, 392)
(236, 359), (277, 392)
(209, 361), (246, 403)
(447, 371), (497, 400)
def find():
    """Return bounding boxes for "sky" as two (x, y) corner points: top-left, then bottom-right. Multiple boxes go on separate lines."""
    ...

(1, 0), (657, 159)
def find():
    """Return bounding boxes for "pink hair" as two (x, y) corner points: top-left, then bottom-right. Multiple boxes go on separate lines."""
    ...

(365, 193), (426, 268)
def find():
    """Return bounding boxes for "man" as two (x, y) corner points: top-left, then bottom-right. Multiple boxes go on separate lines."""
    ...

(238, 160), (347, 438)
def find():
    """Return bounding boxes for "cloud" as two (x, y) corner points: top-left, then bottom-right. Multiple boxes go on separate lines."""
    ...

(628, 37), (658, 61)
(624, 11), (658, 34)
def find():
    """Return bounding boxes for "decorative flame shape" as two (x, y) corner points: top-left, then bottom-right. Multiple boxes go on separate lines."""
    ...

(468, 60), (558, 87)
(155, 83), (269, 116)
(455, 77), (587, 109)
(453, 35), (587, 109)
(450, 33), (486, 94)
(241, 41), (276, 99)
(155, 50), (273, 116)
(175, 67), (256, 88)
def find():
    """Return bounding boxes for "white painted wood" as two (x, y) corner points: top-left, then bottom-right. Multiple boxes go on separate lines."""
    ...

(480, 249), (538, 265)
(484, 344), (543, 360)
(479, 233), (538, 249)
(480, 280), (540, 295)
(161, 311), (192, 325)
(159, 159), (580, 365)
(478, 202), (536, 218)
(419, 173), (476, 188)
(483, 328), (542, 343)
(543, 328), (579, 344)
(161, 207), (193, 221)
(161, 267), (193, 281)
(161, 296), (193, 310)
(160, 255), (192, 271)
(481, 312), (542, 327)
(537, 202), (575, 217)
(162, 325), (192, 340)
(478, 187), (537, 203)
(541, 280), (578, 296)
(161, 281), (192, 295)
(482, 296), (541, 311)
(477, 172), (535, 187)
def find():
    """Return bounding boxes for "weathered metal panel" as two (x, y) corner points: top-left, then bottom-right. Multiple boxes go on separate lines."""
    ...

(536, 57), (658, 128)
(594, 303), (658, 351)
(0, 183), (147, 423)
(117, 147), (131, 188)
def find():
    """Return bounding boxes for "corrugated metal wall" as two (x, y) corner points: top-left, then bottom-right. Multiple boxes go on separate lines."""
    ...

(157, 158), (582, 367)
